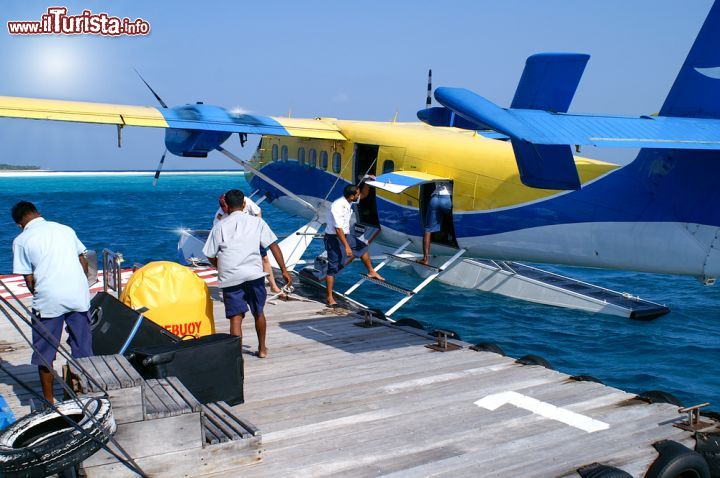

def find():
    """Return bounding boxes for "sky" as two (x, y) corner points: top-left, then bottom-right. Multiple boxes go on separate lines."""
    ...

(0, 0), (714, 170)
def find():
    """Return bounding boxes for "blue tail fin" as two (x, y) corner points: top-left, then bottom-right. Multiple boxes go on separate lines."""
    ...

(660, 2), (720, 118)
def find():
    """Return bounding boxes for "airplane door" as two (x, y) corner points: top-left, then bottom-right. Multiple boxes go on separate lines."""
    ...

(419, 181), (458, 248)
(353, 144), (380, 227)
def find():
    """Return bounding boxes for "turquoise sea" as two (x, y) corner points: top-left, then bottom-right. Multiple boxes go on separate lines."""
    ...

(1, 173), (719, 409)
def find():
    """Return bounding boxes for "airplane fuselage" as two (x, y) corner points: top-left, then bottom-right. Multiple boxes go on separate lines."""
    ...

(248, 120), (720, 280)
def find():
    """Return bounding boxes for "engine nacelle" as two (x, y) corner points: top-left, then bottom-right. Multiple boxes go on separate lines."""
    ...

(163, 103), (233, 157)
(164, 128), (231, 157)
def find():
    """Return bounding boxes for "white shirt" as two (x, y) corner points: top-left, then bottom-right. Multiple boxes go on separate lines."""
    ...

(326, 197), (353, 235)
(203, 211), (278, 287)
(212, 197), (261, 226)
(12, 217), (90, 317)
(434, 182), (452, 196)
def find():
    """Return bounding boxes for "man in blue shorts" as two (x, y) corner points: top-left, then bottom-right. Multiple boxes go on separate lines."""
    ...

(324, 184), (384, 307)
(420, 182), (453, 265)
(203, 189), (292, 358)
(11, 201), (92, 403)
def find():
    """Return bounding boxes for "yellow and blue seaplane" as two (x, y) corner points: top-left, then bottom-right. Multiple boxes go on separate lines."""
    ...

(3, 2), (720, 320)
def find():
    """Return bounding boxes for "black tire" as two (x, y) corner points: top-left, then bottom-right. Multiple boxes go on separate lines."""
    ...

(570, 375), (604, 384)
(394, 318), (426, 330)
(470, 342), (505, 355)
(516, 354), (553, 369)
(368, 308), (387, 320)
(0, 397), (116, 478)
(638, 390), (684, 407)
(695, 432), (720, 478)
(646, 440), (710, 478)
(577, 462), (632, 478)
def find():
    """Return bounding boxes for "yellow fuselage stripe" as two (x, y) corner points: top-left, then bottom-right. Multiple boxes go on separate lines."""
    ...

(254, 121), (618, 211)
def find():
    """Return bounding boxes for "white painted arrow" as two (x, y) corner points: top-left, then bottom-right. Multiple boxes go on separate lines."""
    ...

(474, 391), (610, 433)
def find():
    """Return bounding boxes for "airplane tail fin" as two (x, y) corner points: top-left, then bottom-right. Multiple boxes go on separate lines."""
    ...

(659, 2), (720, 118)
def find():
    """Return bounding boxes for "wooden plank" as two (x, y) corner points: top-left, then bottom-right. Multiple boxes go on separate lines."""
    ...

(145, 379), (187, 417)
(166, 376), (202, 412)
(83, 436), (262, 478)
(216, 401), (261, 437)
(114, 353), (145, 384)
(203, 403), (241, 440)
(82, 412), (203, 468)
(155, 379), (193, 414)
(101, 355), (141, 388)
(201, 415), (225, 445)
(72, 356), (102, 392)
(142, 380), (169, 419)
(88, 356), (121, 390)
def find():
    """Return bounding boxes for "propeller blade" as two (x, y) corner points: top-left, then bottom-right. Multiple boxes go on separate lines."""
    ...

(426, 69), (433, 108)
(133, 68), (168, 109)
(153, 150), (167, 186)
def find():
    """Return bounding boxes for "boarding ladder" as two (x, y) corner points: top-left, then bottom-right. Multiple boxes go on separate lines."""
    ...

(344, 240), (466, 317)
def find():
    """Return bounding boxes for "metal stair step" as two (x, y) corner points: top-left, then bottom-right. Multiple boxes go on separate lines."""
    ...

(359, 274), (414, 296)
(387, 254), (441, 272)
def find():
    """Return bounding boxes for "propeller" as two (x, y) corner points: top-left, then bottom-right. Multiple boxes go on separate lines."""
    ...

(133, 68), (168, 109)
(133, 70), (170, 186)
(426, 69), (432, 108)
(153, 149), (167, 187)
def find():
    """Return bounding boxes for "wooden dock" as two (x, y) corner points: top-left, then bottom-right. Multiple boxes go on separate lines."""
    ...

(0, 284), (714, 477)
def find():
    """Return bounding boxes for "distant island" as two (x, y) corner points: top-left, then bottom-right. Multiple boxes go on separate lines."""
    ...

(0, 163), (40, 171)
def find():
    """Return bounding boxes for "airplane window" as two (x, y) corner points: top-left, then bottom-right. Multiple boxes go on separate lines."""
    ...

(281, 145), (288, 162)
(298, 147), (305, 166)
(332, 152), (342, 173)
(309, 149), (317, 168)
(271, 144), (278, 162)
(320, 151), (328, 170)
(382, 160), (395, 174)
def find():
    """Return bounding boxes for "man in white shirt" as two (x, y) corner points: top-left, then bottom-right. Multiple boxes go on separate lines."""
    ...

(324, 184), (383, 307)
(213, 193), (281, 293)
(203, 189), (292, 358)
(11, 201), (92, 403)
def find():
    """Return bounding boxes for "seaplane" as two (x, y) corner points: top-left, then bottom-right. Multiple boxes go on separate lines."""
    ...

(2, 2), (720, 320)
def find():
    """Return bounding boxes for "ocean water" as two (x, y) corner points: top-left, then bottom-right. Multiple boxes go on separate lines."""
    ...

(1, 173), (719, 408)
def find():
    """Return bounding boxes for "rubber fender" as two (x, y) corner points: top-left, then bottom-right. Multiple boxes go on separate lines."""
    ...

(0, 397), (116, 477)
(696, 431), (720, 478)
(516, 354), (553, 369)
(368, 308), (386, 320)
(429, 329), (461, 341)
(570, 375), (604, 384)
(576, 462), (632, 478)
(637, 390), (684, 407)
(394, 318), (425, 330)
(646, 440), (710, 478)
(470, 342), (505, 355)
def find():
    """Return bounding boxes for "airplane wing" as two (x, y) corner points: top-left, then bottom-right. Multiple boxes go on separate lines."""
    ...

(365, 171), (449, 194)
(0, 96), (346, 140)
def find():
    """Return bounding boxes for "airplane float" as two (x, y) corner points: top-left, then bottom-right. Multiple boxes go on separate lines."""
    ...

(2, 2), (720, 320)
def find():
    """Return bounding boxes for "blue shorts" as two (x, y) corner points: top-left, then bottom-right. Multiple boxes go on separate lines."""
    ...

(324, 234), (368, 276)
(223, 277), (267, 318)
(425, 195), (452, 233)
(259, 246), (267, 257)
(31, 310), (93, 367)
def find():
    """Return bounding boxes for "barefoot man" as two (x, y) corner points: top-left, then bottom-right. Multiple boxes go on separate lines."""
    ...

(203, 189), (292, 358)
(324, 183), (383, 307)
(213, 192), (282, 293)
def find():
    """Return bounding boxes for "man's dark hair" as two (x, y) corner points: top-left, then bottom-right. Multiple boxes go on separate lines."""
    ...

(343, 185), (359, 199)
(224, 189), (245, 209)
(11, 201), (38, 224)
